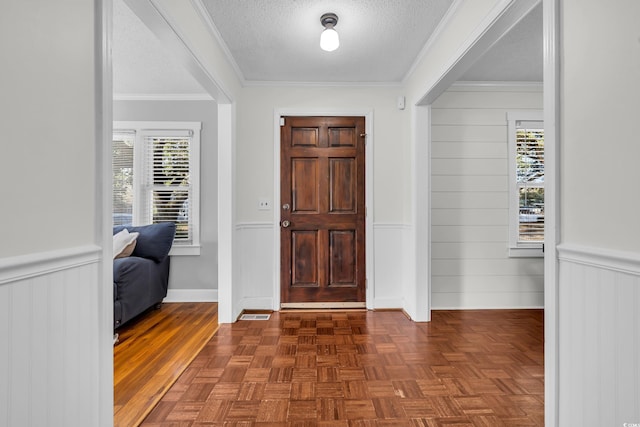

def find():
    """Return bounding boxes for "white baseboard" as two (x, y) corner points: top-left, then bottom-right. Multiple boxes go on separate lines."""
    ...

(164, 288), (218, 302)
(372, 298), (404, 309)
(239, 297), (274, 311)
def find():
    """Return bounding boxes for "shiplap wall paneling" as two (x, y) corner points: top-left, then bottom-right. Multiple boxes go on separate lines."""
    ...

(430, 85), (543, 309)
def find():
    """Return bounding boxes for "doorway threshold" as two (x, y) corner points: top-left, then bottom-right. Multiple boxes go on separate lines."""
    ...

(281, 302), (366, 309)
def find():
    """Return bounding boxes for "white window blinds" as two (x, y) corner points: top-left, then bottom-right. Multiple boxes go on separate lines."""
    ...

(507, 111), (544, 256)
(516, 124), (544, 243)
(142, 131), (193, 244)
(112, 132), (135, 226)
(112, 122), (201, 252)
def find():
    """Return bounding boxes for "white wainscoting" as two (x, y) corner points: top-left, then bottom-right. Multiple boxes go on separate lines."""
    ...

(373, 224), (410, 309)
(236, 223), (276, 313)
(558, 244), (640, 426)
(234, 222), (409, 313)
(0, 246), (102, 427)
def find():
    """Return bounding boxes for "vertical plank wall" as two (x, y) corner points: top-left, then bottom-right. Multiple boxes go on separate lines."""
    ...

(0, 249), (101, 427)
(430, 83), (543, 309)
(558, 245), (640, 425)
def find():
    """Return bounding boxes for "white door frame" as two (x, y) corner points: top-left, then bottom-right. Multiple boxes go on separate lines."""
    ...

(411, 0), (558, 425)
(272, 109), (375, 310)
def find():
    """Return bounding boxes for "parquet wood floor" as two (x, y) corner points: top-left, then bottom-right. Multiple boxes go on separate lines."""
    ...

(115, 302), (219, 427)
(141, 309), (544, 426)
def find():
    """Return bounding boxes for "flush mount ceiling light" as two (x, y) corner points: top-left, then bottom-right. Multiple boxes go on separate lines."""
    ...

(320, 13), (339, 52)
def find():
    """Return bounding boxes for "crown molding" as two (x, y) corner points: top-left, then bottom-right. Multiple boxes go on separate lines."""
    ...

(452, 80), (543, 89)
(190, 0), (247, 86)
(402, 0), (465, 83)
(242, 80), (403, 88)
(113, 93), (214, 101)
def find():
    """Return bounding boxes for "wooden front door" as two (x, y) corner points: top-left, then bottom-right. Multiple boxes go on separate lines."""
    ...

(280, 116), (366, 307)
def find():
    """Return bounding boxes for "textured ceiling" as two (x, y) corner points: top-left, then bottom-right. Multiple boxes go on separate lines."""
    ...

(202, 0), (455, 83)
(112, 1), (543, 96)
(112, 0), (205, 95)
(461, 3), (542, 82)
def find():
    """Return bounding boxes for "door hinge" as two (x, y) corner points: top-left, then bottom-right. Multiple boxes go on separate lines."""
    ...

(280, 117), (285, 126)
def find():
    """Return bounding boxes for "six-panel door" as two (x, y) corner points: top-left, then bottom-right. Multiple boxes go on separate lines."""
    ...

(280, 116), (366, 306)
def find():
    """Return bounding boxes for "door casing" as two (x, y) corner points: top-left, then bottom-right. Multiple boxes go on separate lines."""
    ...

(272, 109), (375, 311)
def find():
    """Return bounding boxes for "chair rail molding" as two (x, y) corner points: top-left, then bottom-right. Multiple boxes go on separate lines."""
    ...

(0, 245), (101, 286)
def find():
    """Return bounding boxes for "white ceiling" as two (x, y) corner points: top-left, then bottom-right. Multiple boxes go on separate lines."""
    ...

(113, 0), (206, 95)
(202, 0), (454, 83)
(112, 0), (542, 96)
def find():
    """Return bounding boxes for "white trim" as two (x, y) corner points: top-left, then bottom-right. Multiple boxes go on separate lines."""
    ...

(244, 80), (403, 88)
(0, 245), (101, 286)
(508, 247), (544, 258)
(112, 120), (202, 252)
(113, 120), (202, 131)
(373, 223), (412, 230)
(123, 0), (232, 103)
(98, 1), (114, 425)
(402, 0), (465, 83)
(273, 110), (375, 311)
(189, 0), (247, 86)
(113, 93), (214, 101)
(217, 103), (235, 323)
(164, 288), (218, 302)
(236, 222), (273, 230)
(543, 0), (560, 425)
(238, 297), (273, 310)
(453, 81), (543, 90)
(416, 0), (541, 105)
(169, 245), (201, 256)
(558, 244), (640, 276)
(506, 110), (544, 253)
(412, 105), (431, 322)
(433, 305), (544, 310)
(281, 302), (366, 309)
(372, 298), (405, 310)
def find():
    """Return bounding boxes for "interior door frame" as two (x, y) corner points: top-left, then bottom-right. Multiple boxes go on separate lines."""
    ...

(412, 0), (558, 424)
(272, 109), (374, 310)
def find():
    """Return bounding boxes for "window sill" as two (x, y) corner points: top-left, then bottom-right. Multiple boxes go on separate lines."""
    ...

(509, 246), (544, 258)
(169, 245), (201, 256)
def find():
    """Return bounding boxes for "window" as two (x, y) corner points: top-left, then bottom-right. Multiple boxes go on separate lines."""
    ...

(113, 121), (201, 255)
(507, 111), (544, 257)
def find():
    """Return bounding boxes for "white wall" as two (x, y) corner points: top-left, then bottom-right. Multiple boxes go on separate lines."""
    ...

(430, 83), (544, 308)
(236, 86), (409, 224)
(113, 100), (219, 295)
(0, 1), (96, 258)
(0, 1), (110, 426)
(233, 85), (410, 313)
(561, 0), (640, 252)
(404, 0), (505, 102)
(557, 0), (640, 424)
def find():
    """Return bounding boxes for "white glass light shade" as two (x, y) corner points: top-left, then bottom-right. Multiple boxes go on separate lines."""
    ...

(320, 28), (339, 52)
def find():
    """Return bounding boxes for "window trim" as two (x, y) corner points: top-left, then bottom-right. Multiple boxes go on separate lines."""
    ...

(113, 121), (201, 256)
(507, 111), (544, 258)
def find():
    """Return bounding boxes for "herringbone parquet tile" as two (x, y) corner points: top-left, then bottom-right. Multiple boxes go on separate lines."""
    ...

(141, 310), (544, 426)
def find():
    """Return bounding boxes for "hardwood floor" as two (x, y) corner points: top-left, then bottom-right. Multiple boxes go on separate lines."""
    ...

(114, 302), (219, 427)
(141, 309), (544, 426)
